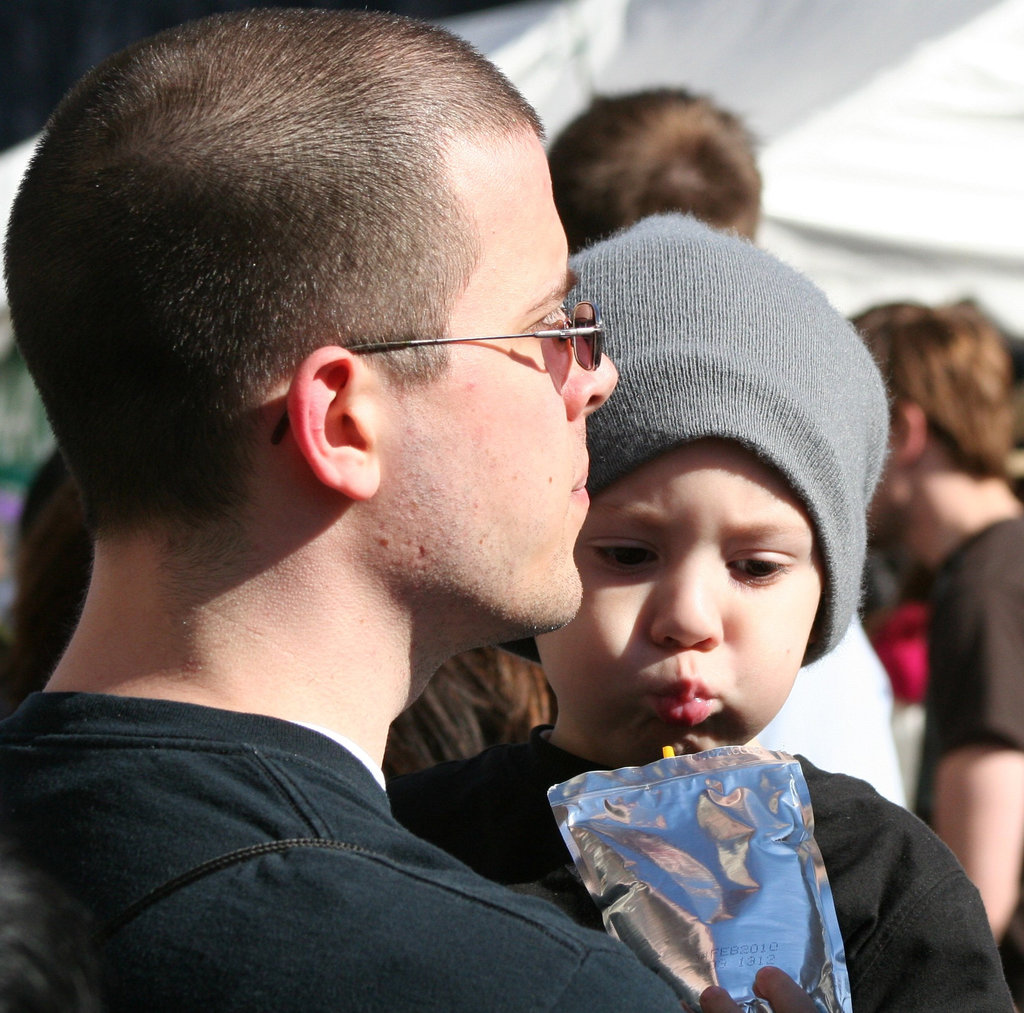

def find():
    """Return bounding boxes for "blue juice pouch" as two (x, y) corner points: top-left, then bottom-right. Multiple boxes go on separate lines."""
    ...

(548, 745), (852, 1013)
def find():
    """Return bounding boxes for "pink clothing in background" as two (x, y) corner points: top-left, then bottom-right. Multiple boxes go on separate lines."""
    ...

(871, 601), (930, 704)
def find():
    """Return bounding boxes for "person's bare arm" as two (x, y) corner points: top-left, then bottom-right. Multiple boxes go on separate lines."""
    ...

(933, 743), (1024, 938)
(701, 967), (818, 1013)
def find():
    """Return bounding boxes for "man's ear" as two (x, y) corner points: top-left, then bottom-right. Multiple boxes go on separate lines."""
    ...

(285, 346), (382, 501)
(890, 400), (930, 467)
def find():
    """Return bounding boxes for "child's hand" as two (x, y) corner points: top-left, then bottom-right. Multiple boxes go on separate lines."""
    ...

(700, 966), (818, 1013)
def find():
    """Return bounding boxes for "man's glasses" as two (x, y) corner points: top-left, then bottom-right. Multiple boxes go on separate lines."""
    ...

(270, 301), (603, 444)
(348, 300), (603, 371)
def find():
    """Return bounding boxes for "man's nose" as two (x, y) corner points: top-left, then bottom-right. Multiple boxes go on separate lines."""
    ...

(568, 353), (618, 421)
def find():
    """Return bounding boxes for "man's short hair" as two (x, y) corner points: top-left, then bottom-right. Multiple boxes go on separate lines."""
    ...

(547, 88), (761, 253)
(4, 9), (540, 535)
(854, 300), (1015, 479)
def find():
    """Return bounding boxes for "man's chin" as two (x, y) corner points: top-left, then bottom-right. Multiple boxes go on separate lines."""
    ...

(493, 573), (582, 661)
(503, 602), (580, 645)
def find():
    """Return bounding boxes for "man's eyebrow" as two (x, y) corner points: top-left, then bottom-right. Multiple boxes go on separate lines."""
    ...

(524, 269), (577, 321)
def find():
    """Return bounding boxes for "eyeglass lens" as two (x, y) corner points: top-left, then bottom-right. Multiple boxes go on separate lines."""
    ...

(570, 302), (599, 370)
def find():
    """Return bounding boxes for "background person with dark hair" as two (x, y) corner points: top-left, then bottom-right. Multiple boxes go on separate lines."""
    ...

(547, 87), (762, 253)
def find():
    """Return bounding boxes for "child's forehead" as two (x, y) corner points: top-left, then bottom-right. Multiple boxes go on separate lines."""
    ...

(590, 438), (816, 532)
(596, 438), (774, 492)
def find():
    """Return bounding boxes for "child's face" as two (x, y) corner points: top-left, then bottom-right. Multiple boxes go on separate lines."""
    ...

(538, 438), (822, 768)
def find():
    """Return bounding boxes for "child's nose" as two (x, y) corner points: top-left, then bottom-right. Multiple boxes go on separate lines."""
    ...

(648, 578), (723, 652)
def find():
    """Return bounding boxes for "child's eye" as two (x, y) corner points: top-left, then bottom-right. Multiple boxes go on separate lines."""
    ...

(596, 545), (656, 567)
(732, 558), (786, 582)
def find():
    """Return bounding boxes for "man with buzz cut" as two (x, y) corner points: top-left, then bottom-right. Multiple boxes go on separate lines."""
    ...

(0, 11), (823, 1013)
(0, 8), (649, 1010)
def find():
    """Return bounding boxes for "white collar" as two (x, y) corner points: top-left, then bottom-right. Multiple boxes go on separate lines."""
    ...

(293, 720), (386, 791)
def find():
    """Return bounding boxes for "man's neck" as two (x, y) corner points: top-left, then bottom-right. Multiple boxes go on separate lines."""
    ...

(911, 469), (1023, 569)
(45, 532), (414, 767)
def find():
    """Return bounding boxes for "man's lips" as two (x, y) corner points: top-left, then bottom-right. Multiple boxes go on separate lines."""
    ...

(573, 457), (589, 491)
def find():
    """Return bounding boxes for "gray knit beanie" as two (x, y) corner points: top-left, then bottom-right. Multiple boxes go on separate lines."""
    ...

(573, 214), (889, 662)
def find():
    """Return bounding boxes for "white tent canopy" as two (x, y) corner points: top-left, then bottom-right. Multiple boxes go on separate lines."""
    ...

(446, 0), (1024, 334)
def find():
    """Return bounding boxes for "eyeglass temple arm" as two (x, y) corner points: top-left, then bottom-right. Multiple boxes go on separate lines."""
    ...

(349, 326), (601, 356)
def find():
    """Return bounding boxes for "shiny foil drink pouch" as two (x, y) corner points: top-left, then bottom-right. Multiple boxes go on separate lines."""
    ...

(548, 745), (851, 1013)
